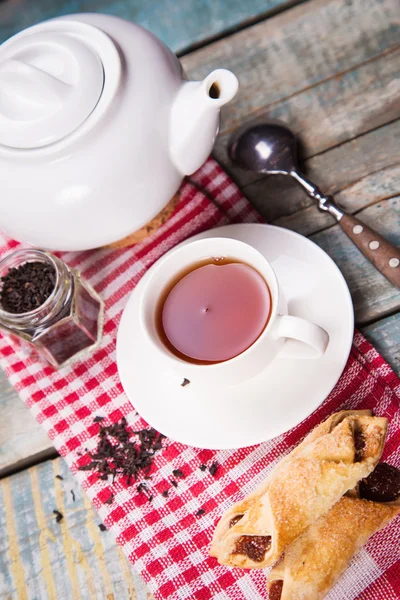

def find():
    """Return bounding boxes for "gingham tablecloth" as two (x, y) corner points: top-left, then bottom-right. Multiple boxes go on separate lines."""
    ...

(0, 158), (399, 600)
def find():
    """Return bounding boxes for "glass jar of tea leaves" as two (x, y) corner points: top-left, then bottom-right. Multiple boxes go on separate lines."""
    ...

(0, 249), (104, 368)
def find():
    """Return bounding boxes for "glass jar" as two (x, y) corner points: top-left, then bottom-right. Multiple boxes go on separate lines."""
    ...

(0, 249), (104, 368)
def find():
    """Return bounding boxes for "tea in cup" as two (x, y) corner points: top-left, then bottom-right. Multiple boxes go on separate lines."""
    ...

(140, 237), (329, 386)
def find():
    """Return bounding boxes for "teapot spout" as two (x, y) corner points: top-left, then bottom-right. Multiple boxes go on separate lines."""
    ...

(170, 69), (238, 176)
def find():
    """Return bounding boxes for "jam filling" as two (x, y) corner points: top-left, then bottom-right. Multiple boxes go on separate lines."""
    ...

(353, 426), (365, 462)
(359, 462), (400, 502)
(233, 535), (271, 562)
(269, 580), (283, 600)
(229, 514), (244, 528)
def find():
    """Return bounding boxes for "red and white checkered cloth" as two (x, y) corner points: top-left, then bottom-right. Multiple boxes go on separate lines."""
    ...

(0, 158), (399, 600)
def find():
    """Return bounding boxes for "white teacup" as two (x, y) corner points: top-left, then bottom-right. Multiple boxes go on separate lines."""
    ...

(140, 237), (329, 386)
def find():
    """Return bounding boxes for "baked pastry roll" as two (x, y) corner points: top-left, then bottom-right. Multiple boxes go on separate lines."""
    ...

(210, 410), (387, 568)
(267, 463), (400, 600)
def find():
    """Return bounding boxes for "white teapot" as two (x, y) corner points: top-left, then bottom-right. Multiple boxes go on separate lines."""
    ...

(0, 14), (238, 250)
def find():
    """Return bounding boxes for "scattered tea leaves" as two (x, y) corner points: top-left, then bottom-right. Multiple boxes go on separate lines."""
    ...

(53, 510), (63, 523)
(93, 416), (105, 423)
(104, 494), (114, 505)
(137, 482), (154, 503)
(195, 509), (205, 516)
(55, 474), (63, 480)
(171, 480), (178, 488)
(172, 469), (184, 479)
(98, 524), (107, 532)
(70, 490), (76, 502)
(78, 461), (98, 471)
(209, 462), (219, 477)
(78, 417), (165, 490)
(199, 462), (219, 476)
(161, 490), (169, 498)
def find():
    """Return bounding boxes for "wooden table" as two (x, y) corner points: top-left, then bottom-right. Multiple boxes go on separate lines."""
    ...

(0, 0), (399, 597)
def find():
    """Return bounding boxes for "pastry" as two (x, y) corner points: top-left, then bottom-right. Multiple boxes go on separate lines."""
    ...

(210, 410), (387, 568)
(267, 462), (400, 600)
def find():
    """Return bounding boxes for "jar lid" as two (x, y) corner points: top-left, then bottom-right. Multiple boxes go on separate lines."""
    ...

(0, 20), (120, 149)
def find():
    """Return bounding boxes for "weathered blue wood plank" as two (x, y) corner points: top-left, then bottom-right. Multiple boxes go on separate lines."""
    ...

(361, 313), (400, 375)
(0, 457), (153, 599)
(0, 0), (292, 53)
(0, 374), (56, 476)
(182, 0), (400, 198)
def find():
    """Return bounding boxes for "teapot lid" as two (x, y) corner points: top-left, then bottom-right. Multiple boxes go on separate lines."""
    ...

(0, 20), (120, 149)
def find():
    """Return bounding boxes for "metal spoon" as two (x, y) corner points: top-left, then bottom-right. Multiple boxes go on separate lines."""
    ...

(229, 122), (400, 288)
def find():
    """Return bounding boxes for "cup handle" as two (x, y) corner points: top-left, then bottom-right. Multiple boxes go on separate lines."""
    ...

(273, 315), (329, 358)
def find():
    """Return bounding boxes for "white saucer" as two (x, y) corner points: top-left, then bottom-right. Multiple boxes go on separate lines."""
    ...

(117, 224), (354, 449)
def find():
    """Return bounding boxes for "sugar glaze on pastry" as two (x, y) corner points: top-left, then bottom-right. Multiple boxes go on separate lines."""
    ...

(210, 411), (387, 569)
(267, 464), (400, 600)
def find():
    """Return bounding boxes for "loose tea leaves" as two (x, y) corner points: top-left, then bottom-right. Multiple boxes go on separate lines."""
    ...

(0, 261), (56, 313)
(195, 509), (205, 516)
(172, 469), (184, 479)
(78, 417), (165, 488)
(53, 509), (63, 523)
(98, 524), (107, 532)
(137, 483), (154, 503)
(209, 462), (219, 477)
(200, 462), (219, 476)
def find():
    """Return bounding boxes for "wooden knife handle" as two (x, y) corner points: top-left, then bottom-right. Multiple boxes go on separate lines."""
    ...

(340, 214), (400, 288)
